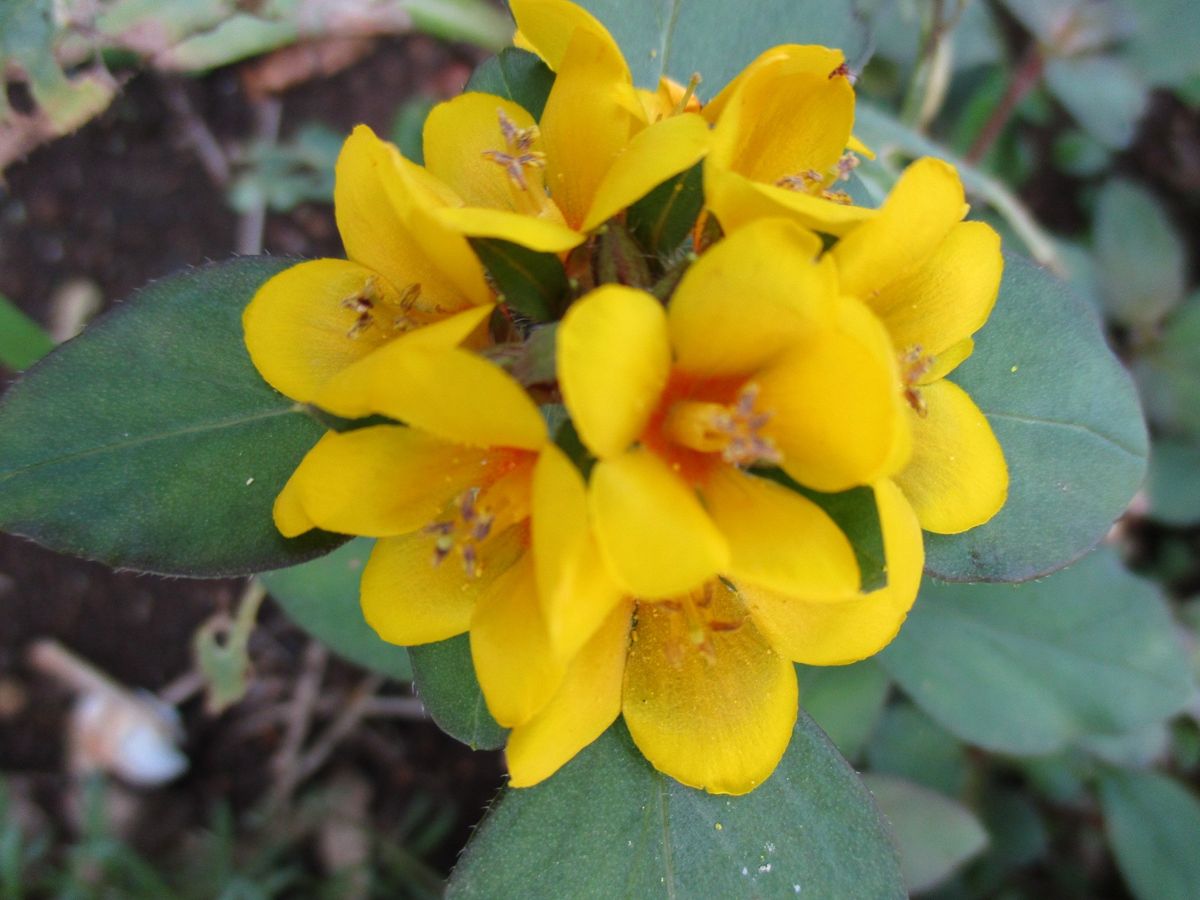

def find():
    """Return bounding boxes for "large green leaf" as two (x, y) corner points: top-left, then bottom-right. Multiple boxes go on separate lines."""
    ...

(259, 539), (412, 681)
(448, 717), (905, 898)
(574, 0), (876, 91)
(1098, 768), (1200, 900)
(409, 635), (507, 751)
(861, 774), (987, 895)
(924, 253), (1148, 582)
(0, 258), (341, 576)
(879, 548), (1195, 755)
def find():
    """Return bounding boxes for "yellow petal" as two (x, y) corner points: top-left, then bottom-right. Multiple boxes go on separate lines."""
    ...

(361, 524), (526, 645)
(582, 112), (711, 232)
(702, 467), (859, 599)
(895, 379), (1008, 533)
(434, 206), (584, 252)
(470, 555), (566, 727)
(757, 304), (907, 491)
(741, 479), (924, 665)
(506, 599), (633, 787)
(922, 336), (974, 384)
(532, 445), (625, 660)
(310, 303), (493, 419)
(623, 581), (798, 795)
(335, 125), (488, 308)
(703, 44), (847, 124)
(243, 259), (401, 403)
(557, 285), (671, 458)
(423, 94), (547, 211)
(870, 221), (1003, 359)
(509, 0), (628, 76)
(668, 218), (834, 378)
(833, 157), (968, 298)
(706, 167), (876, 236)
(279, 426), (487, 537)
(317, 346), (547, 451)
(708, 48), (854, 186)
(273, 463), (317, 537)
(539, 27), (645, 229)
(589, 449), (729, 599)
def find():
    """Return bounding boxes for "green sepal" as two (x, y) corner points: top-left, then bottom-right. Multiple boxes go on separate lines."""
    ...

(470, 238), (569, 324)
(465, 47), (555, 119)
(626, 163), (704, 260)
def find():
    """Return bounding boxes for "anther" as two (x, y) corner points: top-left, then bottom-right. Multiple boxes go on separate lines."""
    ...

(482, 110), (546, 191)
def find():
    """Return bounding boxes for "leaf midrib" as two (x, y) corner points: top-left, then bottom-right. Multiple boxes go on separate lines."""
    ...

(0, 405), (306, 484)
(984, 410), (1146, 460)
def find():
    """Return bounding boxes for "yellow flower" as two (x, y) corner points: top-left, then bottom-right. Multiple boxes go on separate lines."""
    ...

(555, 217), (910, 601)
(505, 476), (924, 794)
(832, 158), (1009, 533)
(703, 44), (876, 237)
(274, 344), (604, 729)
(420, 0), (710, 248)
(243, 126), (495, 405)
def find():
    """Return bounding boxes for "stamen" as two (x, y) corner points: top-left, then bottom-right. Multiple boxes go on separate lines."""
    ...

(835, 152), (860, 181)
(672, 72), (702, 115)
(664, 383), (782, 467)
(901, 345), (935, 416)
(482, 109), (546, 191)
(420, 460), (531, 578)
(656, 584), (746, 668)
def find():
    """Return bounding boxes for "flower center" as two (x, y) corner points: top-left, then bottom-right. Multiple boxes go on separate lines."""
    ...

(422, 457), (532, 578)
(482, 110), (552, 217)
(775, 151), (860, 205)
(340, 278), (443, 340)
(651, 583), (744, 667)
(901, 344), (935, 416)
(662, 382), (781, 467)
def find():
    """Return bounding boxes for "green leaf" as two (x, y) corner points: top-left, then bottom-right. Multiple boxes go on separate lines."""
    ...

(1146, 438), (1200, 525)
(574, 0), (875, 92)
(866, 702), (968, 797)
(0, 294), (54, 370)
(880, 548), (1195, 755)
(470, 238), (569, 323)
(796, 660), (889, 762)
(259, 538), (412, 681)
(1099, 768), (1200, 900)
(409, 635), (507, 750)
(1133, 294), (1200, 441)
(0, 258), (342, 576)
(1121, 0), (1200, 89)
(626, 163), (703, 259)
(862, 774), (987, 895)
(756, 469), (886, 592)
(448, 717), (905, 898)
(1044, 56), (1148, 151)
(465, 47), (555, 119)
(389, 96), (436, 165)
(924, 253), (1148, 582)
(1093, 178), (1187, 328)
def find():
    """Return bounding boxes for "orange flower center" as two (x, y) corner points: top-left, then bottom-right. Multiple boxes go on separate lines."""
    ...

(646, 583), (744, 667)
(641, 371), (780, 485)
(340, 278), (446, 340)
(423, 450), (534, 577)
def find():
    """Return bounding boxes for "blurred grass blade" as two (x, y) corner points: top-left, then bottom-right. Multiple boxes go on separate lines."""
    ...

(0, 295), (54, 370)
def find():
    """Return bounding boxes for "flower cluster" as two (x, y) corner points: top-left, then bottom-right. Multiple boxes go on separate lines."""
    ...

(244, 0), (1007, 794)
